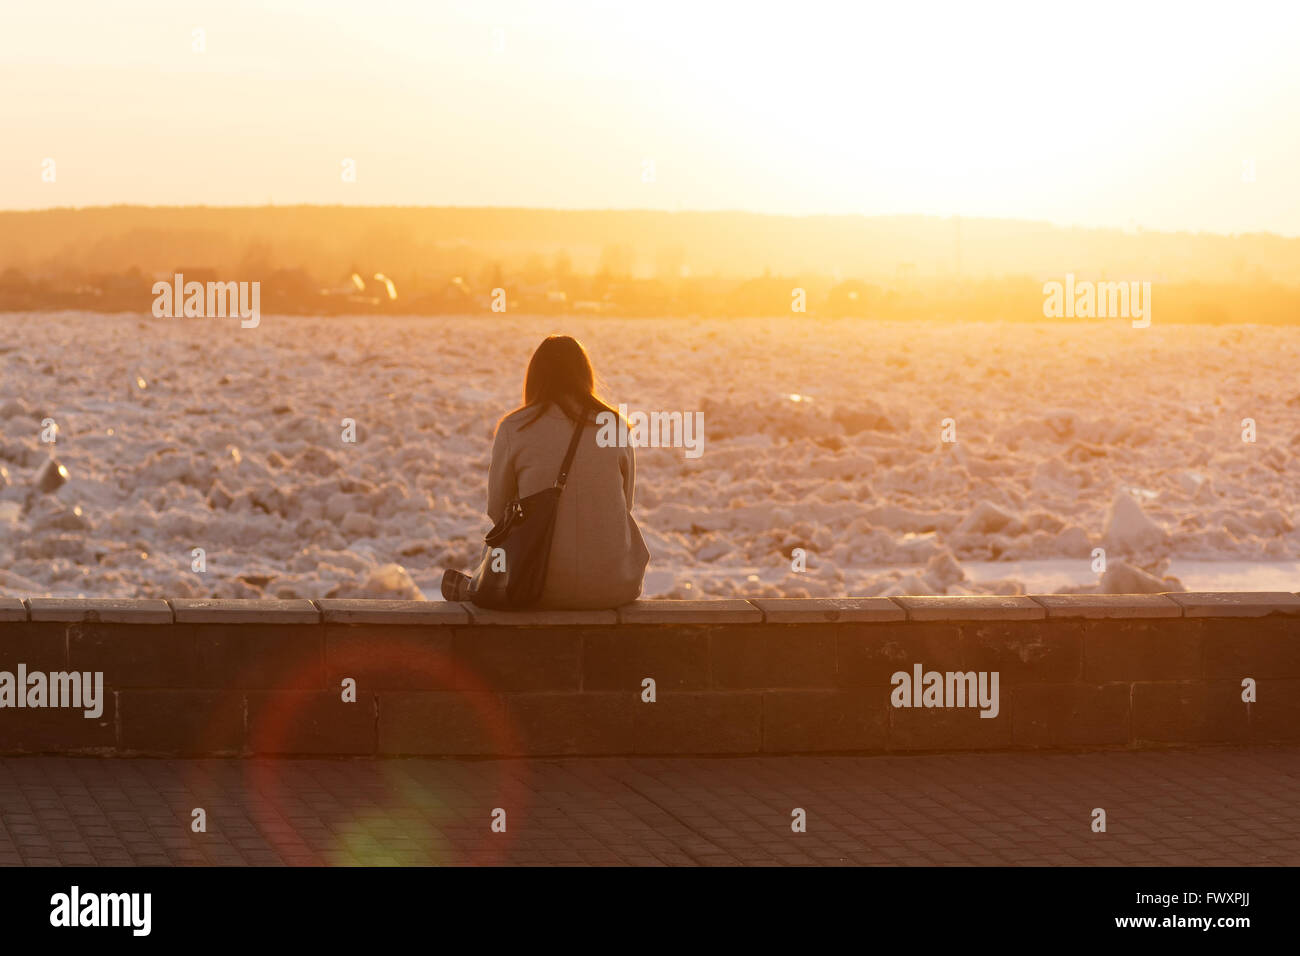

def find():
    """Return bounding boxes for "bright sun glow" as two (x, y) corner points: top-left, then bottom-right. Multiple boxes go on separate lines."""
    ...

(3, 0), (1299, 234)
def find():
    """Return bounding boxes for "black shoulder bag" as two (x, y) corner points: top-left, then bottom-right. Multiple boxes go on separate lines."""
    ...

(468, 416), (586, 609)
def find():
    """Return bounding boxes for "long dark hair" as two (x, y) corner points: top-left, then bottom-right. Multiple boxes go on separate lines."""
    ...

(503, 335), (618, 430)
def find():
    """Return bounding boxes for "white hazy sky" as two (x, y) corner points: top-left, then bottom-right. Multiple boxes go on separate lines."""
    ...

(4, 0), (1299, 235)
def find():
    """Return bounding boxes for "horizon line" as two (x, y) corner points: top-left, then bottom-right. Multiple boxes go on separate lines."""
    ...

(4, 203), (1299, 243)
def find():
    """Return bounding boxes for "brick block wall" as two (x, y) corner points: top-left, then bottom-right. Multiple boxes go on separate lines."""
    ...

(0, 593), (1296, 756)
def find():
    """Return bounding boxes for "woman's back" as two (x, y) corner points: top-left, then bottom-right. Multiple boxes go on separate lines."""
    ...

(490, 403), (649, 609)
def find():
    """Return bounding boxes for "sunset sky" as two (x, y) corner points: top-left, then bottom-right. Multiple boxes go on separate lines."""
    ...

(4, 0), (1299, 236)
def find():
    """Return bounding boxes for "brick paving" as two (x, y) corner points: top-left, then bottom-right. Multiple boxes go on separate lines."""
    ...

(0, 747), (1297, 866)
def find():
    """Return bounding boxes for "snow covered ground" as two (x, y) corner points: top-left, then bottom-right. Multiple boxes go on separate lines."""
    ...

(1, 312), (1297, 600)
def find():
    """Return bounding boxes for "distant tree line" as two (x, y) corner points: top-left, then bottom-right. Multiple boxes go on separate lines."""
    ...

(1, 261), (1297, 324)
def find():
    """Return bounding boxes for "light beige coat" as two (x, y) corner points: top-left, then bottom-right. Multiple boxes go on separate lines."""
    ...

(488, 403), (650, 609)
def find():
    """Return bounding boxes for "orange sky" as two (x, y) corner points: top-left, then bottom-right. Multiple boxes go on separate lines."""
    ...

(4, 0), (1299, 236)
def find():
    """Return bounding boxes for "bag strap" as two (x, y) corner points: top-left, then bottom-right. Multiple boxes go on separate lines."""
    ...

(553, 416), (586, 490)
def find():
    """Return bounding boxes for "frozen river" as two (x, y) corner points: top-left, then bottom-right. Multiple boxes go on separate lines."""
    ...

(1, 311), (1296, 600)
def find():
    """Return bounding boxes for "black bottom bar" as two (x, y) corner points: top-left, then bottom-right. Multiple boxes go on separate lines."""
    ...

(0, 865), (1276, 943)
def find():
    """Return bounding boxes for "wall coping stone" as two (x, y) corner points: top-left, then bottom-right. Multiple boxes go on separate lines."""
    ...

(315, 599), (470, 626)
(26, 597), (173, 624)
(1168, 591), (1300, 617)
(0, 598), (28, 622)
(465, 606), (619, 626)
(892, 595), (1046, 621)
(751, 597), (906, 623)
(0, 594), (1293, 625)
(617, 600), (763, 624)
(1030, 594), (1183, 619)
(170, 598), (321, 624)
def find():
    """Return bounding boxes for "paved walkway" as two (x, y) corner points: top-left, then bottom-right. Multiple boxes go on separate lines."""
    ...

(1, 747), (1297, 866)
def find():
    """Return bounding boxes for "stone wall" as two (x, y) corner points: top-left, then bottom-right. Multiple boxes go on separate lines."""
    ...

(0, 593), (1296, 756)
